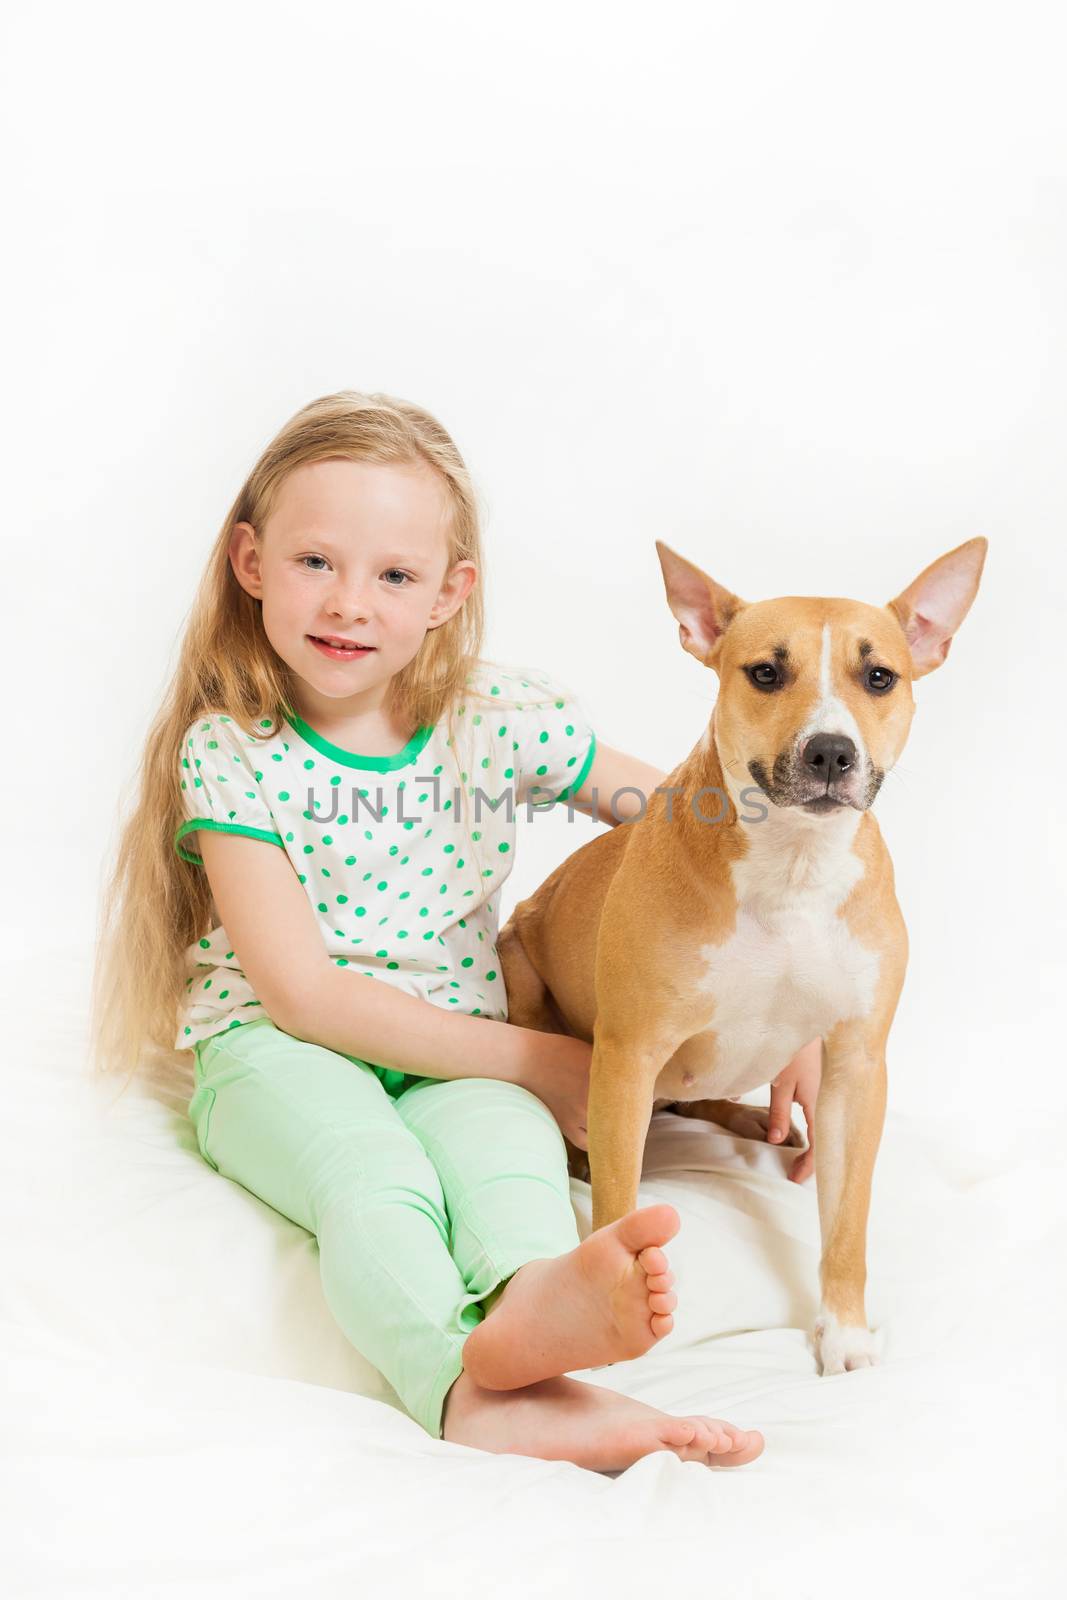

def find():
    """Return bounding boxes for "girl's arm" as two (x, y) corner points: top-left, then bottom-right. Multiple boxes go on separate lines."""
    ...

(197, 831), (591, 1136)
(569, 741), (667, 825)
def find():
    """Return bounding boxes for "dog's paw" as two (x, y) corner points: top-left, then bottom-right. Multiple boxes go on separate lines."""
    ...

(813, 1309), (882, 1375)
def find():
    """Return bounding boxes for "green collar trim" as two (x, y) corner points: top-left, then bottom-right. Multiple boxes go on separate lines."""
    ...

(281, 706), (434, 771)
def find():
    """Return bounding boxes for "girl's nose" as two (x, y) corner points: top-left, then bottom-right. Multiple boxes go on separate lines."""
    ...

(327, 587), (372, 621)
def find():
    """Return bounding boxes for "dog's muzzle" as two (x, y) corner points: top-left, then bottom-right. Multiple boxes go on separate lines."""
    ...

(748, 733), (884, 812)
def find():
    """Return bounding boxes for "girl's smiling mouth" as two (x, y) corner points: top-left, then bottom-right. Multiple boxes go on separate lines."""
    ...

(308, 635), (377, 660)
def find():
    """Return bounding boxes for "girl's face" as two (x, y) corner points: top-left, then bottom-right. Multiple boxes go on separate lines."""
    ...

(230, 457), (476, 721)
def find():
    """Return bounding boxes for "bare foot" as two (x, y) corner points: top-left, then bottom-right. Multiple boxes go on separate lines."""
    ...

(441, 1367), (764, 1472)
(462, 1202), (682, 1390)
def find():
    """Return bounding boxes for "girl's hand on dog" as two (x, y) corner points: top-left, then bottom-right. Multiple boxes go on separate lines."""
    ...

(768, 1037), (822, 1183)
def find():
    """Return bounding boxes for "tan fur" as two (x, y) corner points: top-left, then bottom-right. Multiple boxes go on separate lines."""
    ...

(500, 536), (986, 1372)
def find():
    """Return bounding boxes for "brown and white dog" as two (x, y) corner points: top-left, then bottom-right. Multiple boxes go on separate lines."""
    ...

(498, 537), (987, 1375)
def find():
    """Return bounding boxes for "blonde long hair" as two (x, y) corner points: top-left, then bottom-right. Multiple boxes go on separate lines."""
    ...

(90, 390), (497, 1091)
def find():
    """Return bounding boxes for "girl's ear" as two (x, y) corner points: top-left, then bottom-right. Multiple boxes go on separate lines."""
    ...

(655, 540), (747, 670)
(229, 521), (264, 599)
(427, 560), (478, 627)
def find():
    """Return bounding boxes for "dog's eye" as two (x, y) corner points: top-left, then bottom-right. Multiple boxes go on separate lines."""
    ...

(865, 666), (896, 694)
(747, 663), (782, 691)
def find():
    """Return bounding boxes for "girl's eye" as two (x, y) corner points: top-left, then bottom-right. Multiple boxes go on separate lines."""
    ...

(298, 558), (411, 585)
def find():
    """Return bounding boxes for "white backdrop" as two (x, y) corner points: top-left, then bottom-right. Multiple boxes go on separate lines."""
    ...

(1, 6), (1064, 1588)
(5, 2), (1063, 1141)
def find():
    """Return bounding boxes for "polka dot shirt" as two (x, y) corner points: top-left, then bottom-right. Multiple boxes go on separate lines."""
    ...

(173, 660), (597, 1069)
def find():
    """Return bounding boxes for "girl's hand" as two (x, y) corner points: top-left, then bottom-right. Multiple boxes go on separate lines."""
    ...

(523, 1035), (591, 1150)
(768, 1037), (823, 1183)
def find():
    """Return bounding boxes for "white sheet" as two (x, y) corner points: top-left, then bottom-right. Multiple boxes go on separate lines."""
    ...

(3, 955), (1061, 1598)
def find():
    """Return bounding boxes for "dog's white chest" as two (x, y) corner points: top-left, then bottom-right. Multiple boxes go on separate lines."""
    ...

(674, 814), (881, 1098)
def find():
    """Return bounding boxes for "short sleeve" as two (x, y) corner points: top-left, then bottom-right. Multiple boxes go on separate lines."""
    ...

(174, 715), (286, 867)
(509, 667), (598, 809)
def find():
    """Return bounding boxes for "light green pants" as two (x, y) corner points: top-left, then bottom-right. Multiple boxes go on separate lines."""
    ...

(189, 1016), (582, 1438)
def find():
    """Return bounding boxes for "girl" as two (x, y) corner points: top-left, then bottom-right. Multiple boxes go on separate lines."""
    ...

(91, 389), (777, 1472)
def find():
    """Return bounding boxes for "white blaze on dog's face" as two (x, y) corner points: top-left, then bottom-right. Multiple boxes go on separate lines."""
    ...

(655, 538), (987, 816)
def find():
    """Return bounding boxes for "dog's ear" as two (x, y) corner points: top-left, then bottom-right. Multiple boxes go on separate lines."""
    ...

(886, 537), (988, 678)
(656, 542), (747, 669)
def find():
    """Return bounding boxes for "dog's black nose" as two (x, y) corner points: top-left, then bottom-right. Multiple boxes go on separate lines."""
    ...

(803, 732), (856, 776)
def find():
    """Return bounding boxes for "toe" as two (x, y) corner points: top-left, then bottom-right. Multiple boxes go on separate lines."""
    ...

(645, 1269), (675, 1292)
(659, 1417), (697, 1450)
(650, 1312), (674, 1338)
(702, 1422), (765, 1466)
(721, 1430), (765, 1466)
(647, 1290), (677, 1314)
(617, 1203), (681, 1256)
(636, 1245), (669, 1277)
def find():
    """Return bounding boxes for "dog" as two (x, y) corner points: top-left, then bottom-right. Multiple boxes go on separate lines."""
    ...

(498, 536), (987, 1375)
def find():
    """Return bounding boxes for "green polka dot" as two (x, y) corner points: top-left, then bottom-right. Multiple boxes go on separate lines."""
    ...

(498, 842), (510, 853)
(461, 957), (473, 968)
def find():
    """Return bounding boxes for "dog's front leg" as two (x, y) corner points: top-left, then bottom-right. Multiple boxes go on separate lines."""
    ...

(812, 1023), (888, 1375)
(586, 1028), (664, 1231)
